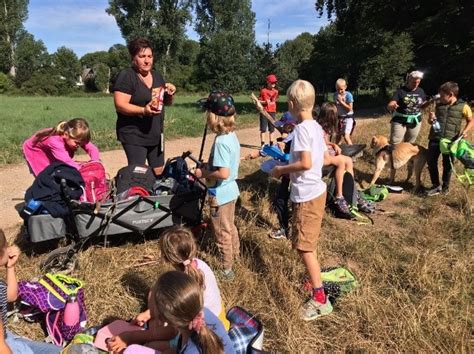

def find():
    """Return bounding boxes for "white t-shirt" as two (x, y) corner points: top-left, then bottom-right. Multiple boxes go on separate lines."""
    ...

(289, 119), (327, 203)
(196, 258), (222, 317)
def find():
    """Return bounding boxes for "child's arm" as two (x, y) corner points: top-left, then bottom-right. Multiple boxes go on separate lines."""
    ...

(81, 141), (100, 161)
(47, 137), (82, 169)
(195, 166), (230, 180)
(0, 322), (12, 354)
(108, 324), (177, 351)
(6, 246), (20, 302)
(271, 150), (311, 178)
(460, 105), (474, 137)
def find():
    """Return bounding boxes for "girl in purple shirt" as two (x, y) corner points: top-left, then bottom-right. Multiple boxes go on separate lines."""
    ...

(23, 118), (100, 176)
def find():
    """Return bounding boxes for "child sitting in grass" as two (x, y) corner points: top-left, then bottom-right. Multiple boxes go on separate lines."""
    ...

(115, 271), (235, 354)
(23, 118), (100, 176)
(107, 226), (228, 353)
(0, 230), (61, 353)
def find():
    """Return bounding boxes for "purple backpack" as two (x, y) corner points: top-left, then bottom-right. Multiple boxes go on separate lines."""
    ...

(18, 273), (87, 346)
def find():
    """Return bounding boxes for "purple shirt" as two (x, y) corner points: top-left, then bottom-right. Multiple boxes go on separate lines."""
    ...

(23, 132), (100, 176)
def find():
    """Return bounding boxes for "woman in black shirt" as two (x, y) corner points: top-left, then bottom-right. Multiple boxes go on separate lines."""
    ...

(113, 38), (176, 175)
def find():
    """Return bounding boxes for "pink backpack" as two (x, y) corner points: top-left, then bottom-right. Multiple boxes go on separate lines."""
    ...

(79, 161), (109, 203)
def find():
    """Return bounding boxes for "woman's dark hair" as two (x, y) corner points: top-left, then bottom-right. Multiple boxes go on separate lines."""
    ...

(128, 38), (153, 57)
(318, 102), (338, 135)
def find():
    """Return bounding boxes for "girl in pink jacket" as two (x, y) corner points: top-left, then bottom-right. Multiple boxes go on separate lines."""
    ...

(23, 118), (100, 176)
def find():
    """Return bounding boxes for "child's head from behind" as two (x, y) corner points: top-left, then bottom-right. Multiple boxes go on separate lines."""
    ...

(160, 226), (204, 289)
(286, 80), (315, 118)
(0, 229), (8, 267)
(439, 81), (459, 104)
(318, 102), (338, 135)
(335, 78), (347, 94)
(35, 118), (91, 148)
(204, 92), (236, 134)
(153, 271), (224, 353)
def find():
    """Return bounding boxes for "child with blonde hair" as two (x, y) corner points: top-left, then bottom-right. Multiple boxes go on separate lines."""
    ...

(23, 118), (100, 176)
(334, 78), (355, 145)
(195, 92), (240, 280)
(107, 226), (229, 352)
(270, 80), (333, 321)
(116, 271), (235, 354)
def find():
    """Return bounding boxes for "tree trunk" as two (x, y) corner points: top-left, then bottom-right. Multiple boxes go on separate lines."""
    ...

(162, 42), (171, 77)
(3, 1), (16, 77)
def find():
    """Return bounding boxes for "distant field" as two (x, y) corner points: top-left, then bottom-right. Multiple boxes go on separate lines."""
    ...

(0, 95), (288, 165)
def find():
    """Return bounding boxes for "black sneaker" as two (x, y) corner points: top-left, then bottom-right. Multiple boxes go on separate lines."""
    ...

(441, 185), (450, 195)
(425, 185), (442, 197)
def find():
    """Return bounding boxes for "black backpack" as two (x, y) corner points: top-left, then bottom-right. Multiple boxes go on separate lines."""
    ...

(326, 171), (357, 219)
(115, 165), (156, 194)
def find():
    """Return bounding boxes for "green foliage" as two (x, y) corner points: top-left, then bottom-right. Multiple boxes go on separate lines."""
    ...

(14, 32), (50, 86)
(275, 32), (314, 90)
(0, 0), (29, 75)
(92, 63), (111, 93)
(80, 51), (109, 69)
(107, 44), (130, 81)
(22, 69), (71, 96)
(194, 0), (257, 92)
(52, 46), (81, 87)
(0, 73), (14, 93)
(252, 43), (277, 90)
(166, 39), (200, 90)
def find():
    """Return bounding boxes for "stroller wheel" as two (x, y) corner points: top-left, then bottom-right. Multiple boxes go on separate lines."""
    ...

(40, 245), (78, 275)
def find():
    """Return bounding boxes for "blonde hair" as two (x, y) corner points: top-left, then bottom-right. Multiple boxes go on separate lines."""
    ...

(205, 111), (236, 134)
(286, 80), (315, 111)
(160, 226), (205, 289)
(335, 78), (347, 89)
(153, 271), (224, 354)
(34, 118), (91, 145)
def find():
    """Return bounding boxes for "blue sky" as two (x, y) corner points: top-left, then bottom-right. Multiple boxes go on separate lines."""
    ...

(25, 0), (329, 58)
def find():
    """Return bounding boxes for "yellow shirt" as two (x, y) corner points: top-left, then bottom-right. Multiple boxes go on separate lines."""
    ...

(462, 103), (472, 121)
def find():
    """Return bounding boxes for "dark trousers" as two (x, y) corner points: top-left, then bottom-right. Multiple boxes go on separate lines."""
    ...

(427, 140), (454, 188)
(273, 176), (290, 232)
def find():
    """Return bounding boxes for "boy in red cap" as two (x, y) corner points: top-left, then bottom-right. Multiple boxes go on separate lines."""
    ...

(258, 74), (279, 147)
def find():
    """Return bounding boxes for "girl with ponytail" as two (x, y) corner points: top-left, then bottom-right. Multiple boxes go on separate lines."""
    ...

(116, 271), (234, 354)
(107, 226), (229, 353)
(23, 118), (100, 176)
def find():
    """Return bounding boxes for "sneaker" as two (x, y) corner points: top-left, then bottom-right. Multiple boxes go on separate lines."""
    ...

(269, 228), (287, 240)
(218, 269), (235, 281)
(334, 197), (352, 218)
(425, 185), (442, 197)
(301, 298), (333, 321)
(356, 192), (375, 213)
(441, 185), (450, 195)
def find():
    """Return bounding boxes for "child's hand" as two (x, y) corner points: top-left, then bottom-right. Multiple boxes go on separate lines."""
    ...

(133, 310), (151, 327)
(165, 83), (176, 95)
(6, 246), (20, 268)
(194, 168), (203, 178)
(333, 144), (342, 155)
(428, 112), (436, 124)
(250, 93), (264, 111)
(106, 335), (128, 353)
(270, 166), (282, 179)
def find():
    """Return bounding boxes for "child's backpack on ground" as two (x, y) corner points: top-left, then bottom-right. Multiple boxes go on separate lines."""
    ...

(227, 306), (265, 354)
(18, 273), (87, 346)
(79, 161), (109, 203)
(162, 156), (190, 186)
(360, 184), (389, 202)
(115, 165), (156, 195)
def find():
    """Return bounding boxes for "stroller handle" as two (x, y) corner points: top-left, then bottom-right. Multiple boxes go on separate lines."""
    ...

(182, 151), (203, 167)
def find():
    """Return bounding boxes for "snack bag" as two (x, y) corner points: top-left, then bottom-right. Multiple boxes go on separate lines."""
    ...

(151, 86), (165, 113)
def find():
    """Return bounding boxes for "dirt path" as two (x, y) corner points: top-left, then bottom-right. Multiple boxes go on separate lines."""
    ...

(0, 126), (268, 235)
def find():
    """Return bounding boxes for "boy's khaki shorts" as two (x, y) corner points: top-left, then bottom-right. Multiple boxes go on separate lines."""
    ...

(291, 192), (326, 252)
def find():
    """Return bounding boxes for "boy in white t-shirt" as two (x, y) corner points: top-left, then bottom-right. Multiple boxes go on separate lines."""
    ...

(270, 80), (333, 321)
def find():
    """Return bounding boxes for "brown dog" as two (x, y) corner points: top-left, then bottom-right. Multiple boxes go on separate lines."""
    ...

(369, 135), (427, 189)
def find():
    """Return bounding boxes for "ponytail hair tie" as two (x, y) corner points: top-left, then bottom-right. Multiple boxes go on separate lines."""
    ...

(188, 310), (205, 333)
(182, 259), (191, 266)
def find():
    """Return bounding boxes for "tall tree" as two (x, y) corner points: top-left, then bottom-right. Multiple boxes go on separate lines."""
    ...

(106, 0), (192, 76)
(0, 0), (29, 76)
(52, 46), (81, 87)
(194, 0), (257, 92)
(14, 31), (49, 86)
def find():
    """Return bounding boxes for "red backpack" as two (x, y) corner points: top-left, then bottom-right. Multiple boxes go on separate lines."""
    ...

(79, 161), (109, 203)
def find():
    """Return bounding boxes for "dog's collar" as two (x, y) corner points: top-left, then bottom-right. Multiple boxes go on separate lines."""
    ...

(375, 144), (394, 156)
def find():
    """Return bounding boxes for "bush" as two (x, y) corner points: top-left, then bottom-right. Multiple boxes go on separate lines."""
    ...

(0, 73), (14, 94)
(22, 70), (72, 96)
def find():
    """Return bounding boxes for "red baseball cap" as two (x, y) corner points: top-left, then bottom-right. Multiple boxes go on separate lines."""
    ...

(266, 74), (277, 84)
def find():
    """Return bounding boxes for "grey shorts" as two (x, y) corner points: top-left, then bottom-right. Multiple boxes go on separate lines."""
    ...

(260, 112), (276, 133)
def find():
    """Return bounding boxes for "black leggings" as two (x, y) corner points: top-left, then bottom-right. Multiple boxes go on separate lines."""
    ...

(427, 140), (453, 188)
(122, 143), (164, 169)
(273, 177), (291, 233)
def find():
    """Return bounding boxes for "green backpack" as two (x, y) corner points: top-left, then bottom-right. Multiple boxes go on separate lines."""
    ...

(440, 138), (474, 186)
(360, 184), (389, 202)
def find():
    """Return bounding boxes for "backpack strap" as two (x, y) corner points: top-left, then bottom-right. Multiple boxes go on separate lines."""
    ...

(46, 311), (64, 346)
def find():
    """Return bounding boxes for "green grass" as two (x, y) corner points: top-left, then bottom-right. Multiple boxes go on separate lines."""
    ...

(0, 94), (288, 164)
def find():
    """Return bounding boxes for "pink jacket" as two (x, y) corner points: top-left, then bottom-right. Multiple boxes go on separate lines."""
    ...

(23, 133), (100, 176)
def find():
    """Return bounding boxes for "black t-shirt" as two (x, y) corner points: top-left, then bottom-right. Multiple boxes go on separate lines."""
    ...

(113, 68), (166, 146)
(391, 86), (426, 118)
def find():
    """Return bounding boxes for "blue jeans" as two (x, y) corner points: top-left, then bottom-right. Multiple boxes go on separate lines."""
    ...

(5, 331), (61, 354)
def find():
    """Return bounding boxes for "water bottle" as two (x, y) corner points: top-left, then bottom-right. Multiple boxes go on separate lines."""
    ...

(432, 118), (441, 134)
(63, 294), (80, 327)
